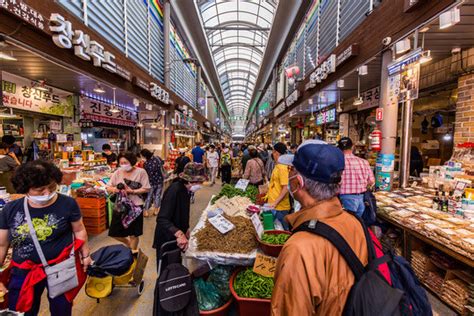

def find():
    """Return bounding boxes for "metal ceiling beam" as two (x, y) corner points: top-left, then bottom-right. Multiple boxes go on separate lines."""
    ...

(170, 0), (230, 121)
(205, 26), (270, 31)
(246, 0), (313, 120)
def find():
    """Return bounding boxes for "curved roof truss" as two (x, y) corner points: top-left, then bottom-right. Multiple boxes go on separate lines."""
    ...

(198, 0), (277, 126)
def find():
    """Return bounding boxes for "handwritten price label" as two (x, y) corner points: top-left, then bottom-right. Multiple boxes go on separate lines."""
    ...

(251, 213), (264, 238)
(235, 179), (250, 191)
(208, 214), (235, 234)
(253, 253), (277, 278)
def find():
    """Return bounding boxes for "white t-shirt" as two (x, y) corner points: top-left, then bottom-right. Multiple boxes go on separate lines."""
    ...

(207, 151), (219, 168)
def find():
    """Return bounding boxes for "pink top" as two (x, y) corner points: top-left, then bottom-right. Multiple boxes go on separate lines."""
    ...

(243, 158), (266, 184)
(109, 167), (151, 205)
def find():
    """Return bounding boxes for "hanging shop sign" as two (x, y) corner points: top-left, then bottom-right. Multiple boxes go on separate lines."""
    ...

(316, 108), (336, 126)
(336, 44), (359, 67)
(357, 86), (380, 111)
(0, 0), (45, 30)
(150, 82), (170, 104)
(286, 89), (300, 108)
(1, 71), (73, 117)
(387, 48), (422, 76)
(172, 111), (197, 130)
(78, 119), (94, 128)
(133, 77), (150, 92)
(306, 54), (336, 90)
(274, 101), (286, 117)
(80, 96), (138, 127)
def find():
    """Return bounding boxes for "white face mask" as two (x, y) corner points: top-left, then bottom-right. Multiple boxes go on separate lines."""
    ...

(120, 164), (133, 172)
(28, 192), (57, 206)
(223, 148), (229, 153)
(189, 185), (202, 193)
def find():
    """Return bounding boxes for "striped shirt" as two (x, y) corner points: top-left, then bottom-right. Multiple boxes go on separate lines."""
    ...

(340, 153), (375, 195)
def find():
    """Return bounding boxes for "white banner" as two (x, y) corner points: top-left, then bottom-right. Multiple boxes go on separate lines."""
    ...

(1, 71), (73, 117)
(80, 96), (138, 127)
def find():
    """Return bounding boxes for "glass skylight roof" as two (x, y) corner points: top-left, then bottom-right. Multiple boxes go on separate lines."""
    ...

(198, 0), (278, 133)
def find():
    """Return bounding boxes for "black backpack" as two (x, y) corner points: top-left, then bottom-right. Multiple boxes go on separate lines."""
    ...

(362, 190), (378, 227)
(294, 218), (405, 316)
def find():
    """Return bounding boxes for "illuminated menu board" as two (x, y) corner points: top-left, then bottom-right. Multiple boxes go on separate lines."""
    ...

(316, 108), (336, 125)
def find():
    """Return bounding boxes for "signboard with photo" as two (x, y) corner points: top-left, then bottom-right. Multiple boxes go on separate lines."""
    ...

(316, 108), (336, 126)
(80, 96), (138, 127)
(399, 63), (420, 102)
(1, 71), (74, 117)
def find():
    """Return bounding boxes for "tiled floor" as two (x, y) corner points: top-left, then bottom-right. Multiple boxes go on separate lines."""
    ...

(36, 179), (454, 315)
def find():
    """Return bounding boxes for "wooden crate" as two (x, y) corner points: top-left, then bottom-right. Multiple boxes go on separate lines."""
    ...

(83, 215), (107, 228)
(77, 197), (106, 209)
(81, 207), (106, 218)
(86, 222), (106, 235)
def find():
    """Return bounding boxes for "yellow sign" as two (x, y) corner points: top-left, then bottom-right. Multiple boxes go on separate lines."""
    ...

(253, 253), (277, 278)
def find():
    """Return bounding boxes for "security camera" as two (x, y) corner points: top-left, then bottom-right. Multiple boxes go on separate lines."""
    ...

(382, 37), (392, 46)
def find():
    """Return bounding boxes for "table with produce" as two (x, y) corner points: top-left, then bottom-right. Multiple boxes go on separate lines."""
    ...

(187, 182), (291, 316)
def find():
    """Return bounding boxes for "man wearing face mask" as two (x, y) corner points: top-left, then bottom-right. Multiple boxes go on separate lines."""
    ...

(153, 162), (207, 265)
(271, 140), (380, 315)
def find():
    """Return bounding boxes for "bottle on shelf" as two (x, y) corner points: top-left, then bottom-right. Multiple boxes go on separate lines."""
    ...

(438, 191), (444, 212)
(442, 192), (448, 212)
(432, 190), (439, 211)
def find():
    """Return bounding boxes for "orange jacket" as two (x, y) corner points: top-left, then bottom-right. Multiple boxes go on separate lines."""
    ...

(271, 198), (369, 316)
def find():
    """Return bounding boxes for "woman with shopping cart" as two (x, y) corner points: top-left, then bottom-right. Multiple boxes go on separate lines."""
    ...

(107, 152), (151, 251)
(153, 162), (207, 265)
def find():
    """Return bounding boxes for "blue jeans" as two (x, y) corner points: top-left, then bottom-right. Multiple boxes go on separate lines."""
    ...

(340, 194), (365, 218)
(271, 210), (290, 231)
(8, 273), (72, 315)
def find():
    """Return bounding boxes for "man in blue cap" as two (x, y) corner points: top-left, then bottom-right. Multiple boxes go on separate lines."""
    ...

(271, 140), (370, 315)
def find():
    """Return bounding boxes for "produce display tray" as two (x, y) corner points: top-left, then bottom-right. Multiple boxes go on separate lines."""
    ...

(186, 196), (257, 266)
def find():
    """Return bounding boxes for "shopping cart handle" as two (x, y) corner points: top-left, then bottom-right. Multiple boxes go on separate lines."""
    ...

(158, 240), (179, 257)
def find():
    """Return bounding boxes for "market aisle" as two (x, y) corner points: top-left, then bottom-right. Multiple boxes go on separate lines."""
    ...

(37, 179), (222, 316)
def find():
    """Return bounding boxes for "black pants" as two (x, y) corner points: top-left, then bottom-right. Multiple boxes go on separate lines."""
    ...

(221, 165), (231, 184)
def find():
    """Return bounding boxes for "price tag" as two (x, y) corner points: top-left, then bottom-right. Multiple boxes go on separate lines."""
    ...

(208, 214), (235, 234)
(253, 253), (277, 277)
(410, 181), (418, 188)
(235, 179), (250, 191)
(251, 213), (264, 237)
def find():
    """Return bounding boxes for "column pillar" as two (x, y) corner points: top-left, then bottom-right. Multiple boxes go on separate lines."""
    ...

(378, 50), (398, 190)
(163, 0), (171, 88)
(454, 73), (474, 144)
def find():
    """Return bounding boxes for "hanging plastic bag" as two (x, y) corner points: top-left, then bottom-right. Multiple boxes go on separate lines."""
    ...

(194, 278), (223, 311)
(207, 265), (233, 301)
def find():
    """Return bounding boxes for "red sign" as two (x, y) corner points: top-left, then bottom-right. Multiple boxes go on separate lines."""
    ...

(376, 108), (383, 121)
(80, 96), (137, 127)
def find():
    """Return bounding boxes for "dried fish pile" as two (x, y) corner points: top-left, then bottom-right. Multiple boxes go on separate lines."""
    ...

(195, 215), (258, 254)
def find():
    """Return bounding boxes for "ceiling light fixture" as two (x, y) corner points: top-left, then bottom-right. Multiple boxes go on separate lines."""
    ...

(0, 51), (17, 61)
(133, 98), (140, 107)
(150, 121), (158, 129)
(419, 50), (432, 64)
(93, 84), (106, 94)
(353, 72), (363, 106)
(110, 88), (120, 113)
(358, 65), (368, 76)
(439, 6), (460, 30)
(0, 108), (18, 118)
(395, 38), (411, 54)
(420, 26), (430, 33)
(337, 79), (345, 88)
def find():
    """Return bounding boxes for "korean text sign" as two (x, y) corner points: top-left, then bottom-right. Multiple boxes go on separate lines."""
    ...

(2, 71), (73, 117)
(80, 96), (138, 127)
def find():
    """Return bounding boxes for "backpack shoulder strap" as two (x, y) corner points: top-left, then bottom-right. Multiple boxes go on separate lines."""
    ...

(294, 220), (365, 280)
(348, 211), (377, 261)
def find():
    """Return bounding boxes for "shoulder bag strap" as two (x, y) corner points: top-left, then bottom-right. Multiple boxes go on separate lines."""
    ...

(23, 198), (50, 268)
(293, 220), (365, 280)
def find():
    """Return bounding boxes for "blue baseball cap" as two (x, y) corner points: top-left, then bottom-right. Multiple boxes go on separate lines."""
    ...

(290, 140), (345, 184)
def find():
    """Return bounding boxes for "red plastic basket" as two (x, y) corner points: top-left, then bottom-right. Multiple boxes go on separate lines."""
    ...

(229, 269), (271, 316)
(199, 298), (233, 316)
(258, 230), (291, 257)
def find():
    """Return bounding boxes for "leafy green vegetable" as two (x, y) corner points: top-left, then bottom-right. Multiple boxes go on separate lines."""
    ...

(211, 184), (258, 204)
(233, 268), (274, 299)
(261, 233), (290, 245)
